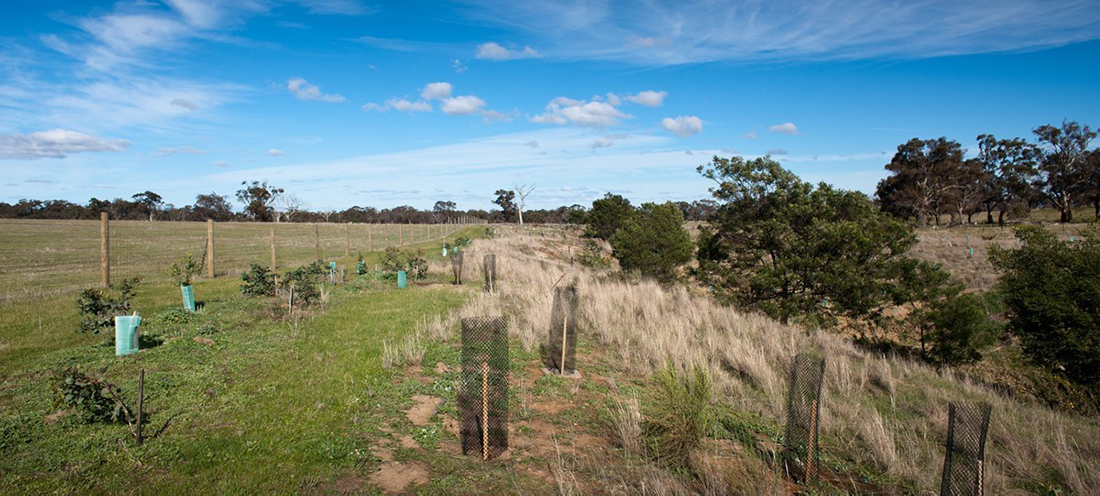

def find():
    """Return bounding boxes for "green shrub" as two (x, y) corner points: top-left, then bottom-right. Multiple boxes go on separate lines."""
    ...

(76, 278), (139, 334)
(52, 368), (128, 424)
(642, 364), (713, 469)
(280, 261), (326, 307)
(240, 263), (275, 297)
(609, 202), (693, 283)
(166, 252), (202, 286)
(484, 227), (496, 238)
(576, 240), (611, 270)
(380, 246), (427, 279)
(927, 293), (1000, 365)
(585, 193), (634, 240)
(990, 225), (1100, 389)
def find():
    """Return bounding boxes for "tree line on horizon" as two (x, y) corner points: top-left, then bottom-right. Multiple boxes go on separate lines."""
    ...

(877, 119), (1099, 225)
(0, 179), (717, 225)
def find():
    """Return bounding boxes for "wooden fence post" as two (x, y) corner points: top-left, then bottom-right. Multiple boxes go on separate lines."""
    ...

(100, 212), (110, 287)
(136, 369), (145, 446)
(314, 224), (321, 261)
(368, 225), (372, 252)
(206, 219), (215, 278)
(270, 223), (276, 270)
(344, 223), (350, 257)
(399, 225), (403, 246)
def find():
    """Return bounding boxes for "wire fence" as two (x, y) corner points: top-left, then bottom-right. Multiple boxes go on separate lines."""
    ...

(0, 218), (470, 303)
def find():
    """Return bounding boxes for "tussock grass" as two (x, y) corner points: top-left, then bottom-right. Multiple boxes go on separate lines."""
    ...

(457, 225), (1100, 493)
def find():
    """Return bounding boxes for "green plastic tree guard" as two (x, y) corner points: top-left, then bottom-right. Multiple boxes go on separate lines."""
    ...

(180, 284), (196, 312)
(443, 246), (448, 257)
(397, 270), (407, 288)
(115, 315), (141, 356)
(357, 260), (367, 275)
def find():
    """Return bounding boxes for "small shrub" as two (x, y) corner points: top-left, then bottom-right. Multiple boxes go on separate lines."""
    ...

(484, 227), (496, 238)
(380, 246), (404, 273)
(642, 364), (713, 469)
(380, 246), (427, 279)
(76, 278), (139, 334)
(356, 253), (367, 275)
(166, 252), (202, 286)
(280, 261), (326, 307)
(240, 263), (275, 297)
(576, 239), (612, 270)
(926, 293), (1000, 365)
(52, 368), (128, 424)
(455, 236), (471, 247)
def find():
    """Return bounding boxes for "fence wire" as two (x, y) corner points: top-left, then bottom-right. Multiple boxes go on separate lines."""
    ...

(451, 251), (465, 285)
(546, 285), (579, 373)
(459, 316), (509, 460)
(483, 254), (497, 293)
(0, 220), (463, 303)
(783, 352), (826, 482)
(941, 402), (993, 496)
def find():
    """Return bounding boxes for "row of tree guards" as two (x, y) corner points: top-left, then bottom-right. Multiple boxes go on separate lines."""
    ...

(457, 262), (991, 495)
(95, 212), (462, 287)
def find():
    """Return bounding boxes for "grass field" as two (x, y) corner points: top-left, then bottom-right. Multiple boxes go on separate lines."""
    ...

(0, 219), (468, 303)
(3, 221), (1098, 494)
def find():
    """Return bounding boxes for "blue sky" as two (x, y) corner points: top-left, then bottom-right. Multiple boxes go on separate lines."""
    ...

(1, 0), (1099, 211)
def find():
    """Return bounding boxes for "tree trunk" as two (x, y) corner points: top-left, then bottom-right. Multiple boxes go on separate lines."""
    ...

(1062, 195), (1073, 223)
(998, 208), (1006, 227)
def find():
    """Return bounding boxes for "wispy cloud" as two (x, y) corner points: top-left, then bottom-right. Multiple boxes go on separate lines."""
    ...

(0, 129), (130, 160)
(441, 95), (486, 115)
(266, 148), (285, 156)
(624, 90), (667, 107)
(457, 0), (1100, 64)
(157, 146), (205, 156)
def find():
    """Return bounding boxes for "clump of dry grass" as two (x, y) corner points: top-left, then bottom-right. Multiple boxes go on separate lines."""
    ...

(380, 333), (425, 368)
(454, 225), (1100, 494)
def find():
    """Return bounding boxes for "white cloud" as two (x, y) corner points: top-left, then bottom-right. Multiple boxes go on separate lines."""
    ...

(452, 59), (468, 73)
(589, 138), (614, 149)
(212, 160), (232, 168)
(624, 90), (667, 107)
(440, 95), (486, 115)
(0, 129), (130, 160)
(661, 116), (703, 137)
(767, 148), (788, 155)
(531, 97), (631, 127)
(361, 102), (385, 112)
(741, 131), (758, 139)
(287, 77), (345, 103)
(420, 82), (453, 100)
(476, 42), (542, 61)
(267, 148), (285, 156)
(460, 1), (1100, 65)
(769, 122), (799, 135)
(157, 146), (204, 156)
(606, 93), (621, 106)
(386, 98), (432, 112)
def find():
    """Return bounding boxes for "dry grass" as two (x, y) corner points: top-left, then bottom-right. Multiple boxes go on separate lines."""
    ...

(448, 225), (1100, 494)
(910, 224), (1087, 291)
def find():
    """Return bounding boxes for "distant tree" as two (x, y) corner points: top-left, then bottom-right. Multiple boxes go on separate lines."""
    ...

(876, 138), (965, 226)
(433, 200), (457, 222)
(1033, 120), (1096, 223)
(698, 156), (915, 327)
(976, 134), (1042, 225)
(131, 191), (164, 221)
(609, 202), (693, 283)
(236, 181), (284, 222)
(273, 193), (305, 223)
(926, 293), (999, 366)
(585, 193), (634, 240)
(192, 193), (234, 221)
(492, 189), (516, 222)
(991, 225), (1100, 388)
(949, 158), (987, 224)
(513, 183), (535, 225)
(565, 204), (587, 224)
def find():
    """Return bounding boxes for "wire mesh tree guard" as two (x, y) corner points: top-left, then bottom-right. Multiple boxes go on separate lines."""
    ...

(459, 316), (509, 460)
(941, 402), (993, 496)
(545, 285), (578, 375)
(783, 352), (826, 482)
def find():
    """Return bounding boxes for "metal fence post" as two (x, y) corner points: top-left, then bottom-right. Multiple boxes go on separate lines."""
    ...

(206, 219), (215, 278)
(100, 212), (110, 287)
